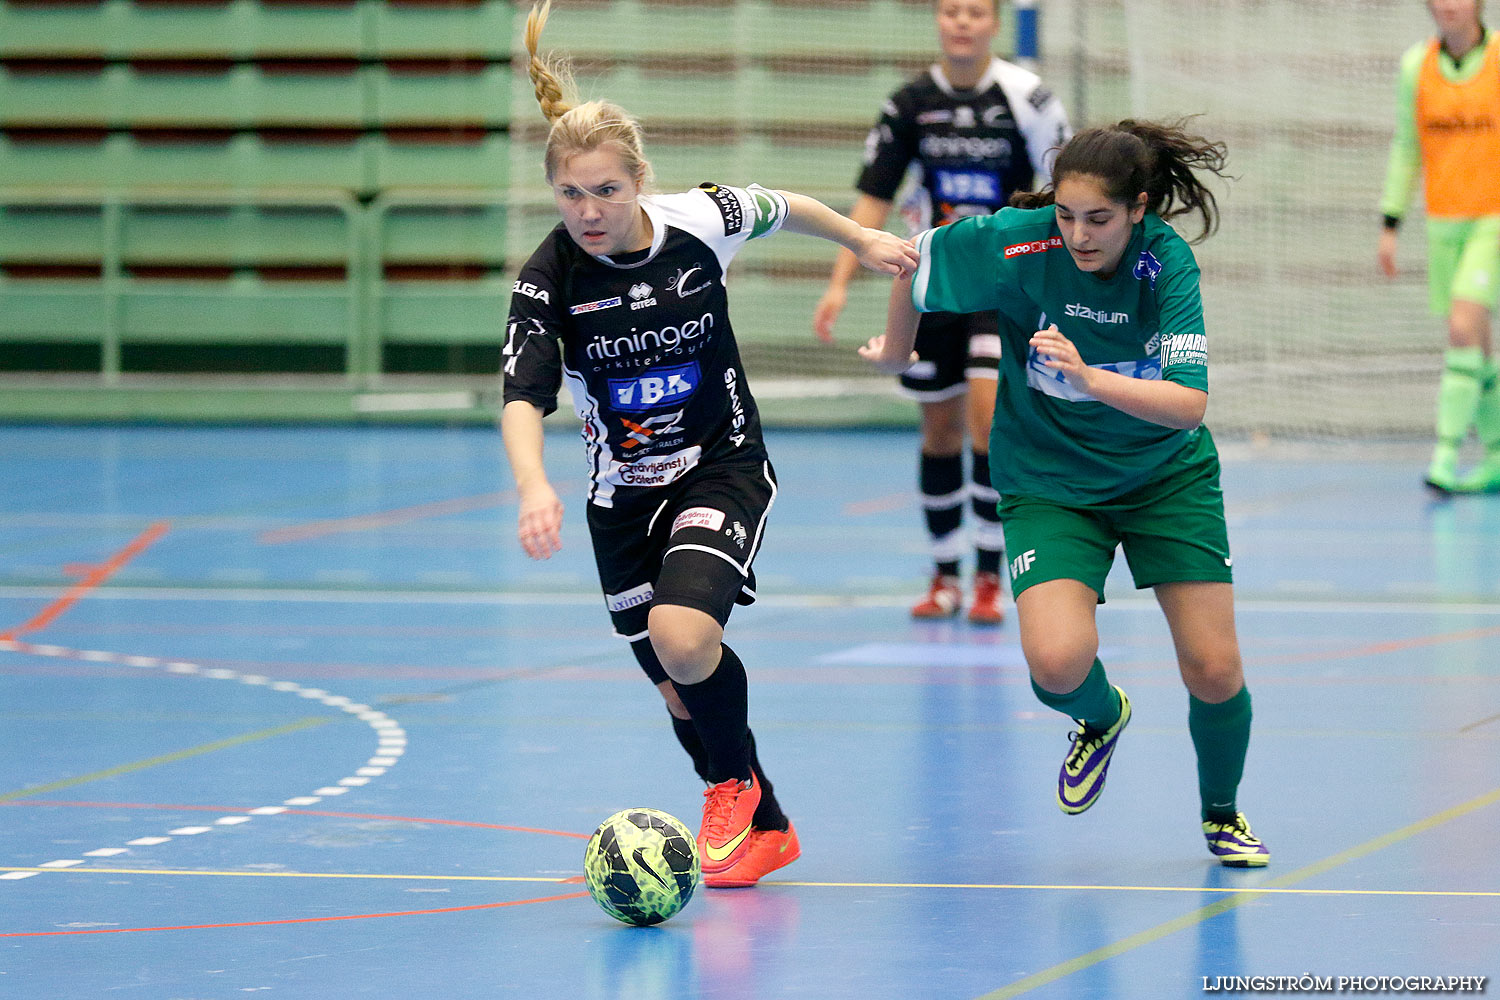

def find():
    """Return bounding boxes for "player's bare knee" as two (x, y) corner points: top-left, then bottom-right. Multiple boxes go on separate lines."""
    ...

(1025, 643), (1097, 694)
(647, 606), (722, 684)
(1180, 654), (1244, 703)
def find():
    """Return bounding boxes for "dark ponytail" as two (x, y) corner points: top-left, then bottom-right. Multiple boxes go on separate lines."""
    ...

(1010, 118), (1230, 243)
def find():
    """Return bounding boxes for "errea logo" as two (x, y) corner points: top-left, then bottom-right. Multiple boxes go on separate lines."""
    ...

(628, 282), (658, 311)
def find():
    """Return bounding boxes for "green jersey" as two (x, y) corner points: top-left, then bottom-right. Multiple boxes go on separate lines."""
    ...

(911, 206), (1208, 504)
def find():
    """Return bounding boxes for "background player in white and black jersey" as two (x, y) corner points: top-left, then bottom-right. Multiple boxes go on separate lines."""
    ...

(813, 0), (1070, 625)
(501, 2), (917, 889)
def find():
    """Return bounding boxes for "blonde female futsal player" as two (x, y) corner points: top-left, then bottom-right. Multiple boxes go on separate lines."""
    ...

(501, 2), (917, 886)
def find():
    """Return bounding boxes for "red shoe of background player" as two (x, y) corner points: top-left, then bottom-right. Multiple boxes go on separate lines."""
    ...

(911, 573), (962, 619)
(967, 571), (1006, 626)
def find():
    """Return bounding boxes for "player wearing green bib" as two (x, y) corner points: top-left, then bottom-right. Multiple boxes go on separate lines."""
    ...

(863, 119), (1269, 867)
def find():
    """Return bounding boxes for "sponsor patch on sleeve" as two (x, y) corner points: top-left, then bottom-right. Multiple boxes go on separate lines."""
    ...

(671, 506), (727, 534)
(1028, 85), (1055, 111)
(699, 183), (744, 236)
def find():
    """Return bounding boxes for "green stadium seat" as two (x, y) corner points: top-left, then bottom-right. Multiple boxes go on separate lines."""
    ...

(372, 0), (511, 60)
(373, 63), (509, 128)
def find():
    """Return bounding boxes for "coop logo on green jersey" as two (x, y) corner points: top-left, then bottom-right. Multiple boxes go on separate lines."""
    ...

(1162, 333), (1208, 368)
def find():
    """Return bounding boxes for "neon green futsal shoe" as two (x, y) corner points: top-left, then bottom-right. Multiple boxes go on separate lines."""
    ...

(1425, 444), (1460, 494)
(1056, 686), (1131, 814)
(1457, 453), (1500, 493)
(1202, 811), (1270, 867)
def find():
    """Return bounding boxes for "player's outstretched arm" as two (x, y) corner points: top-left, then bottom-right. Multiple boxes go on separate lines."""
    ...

(859, 273), (920, 375)
(501, 399), (564, 560)
(776, 191), (917, 279)
(812, 193), (895, 344)
(1030, 325), (1207, 429)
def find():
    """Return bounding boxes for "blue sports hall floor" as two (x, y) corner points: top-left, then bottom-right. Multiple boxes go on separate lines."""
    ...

(2, 424), (1497, 999)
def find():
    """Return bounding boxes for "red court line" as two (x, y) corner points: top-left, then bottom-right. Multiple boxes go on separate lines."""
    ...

(0, 800), (590, 839)
(0, 892), (591, 938)
(258, 490), (515, 545)
(0, 521), (170, 641)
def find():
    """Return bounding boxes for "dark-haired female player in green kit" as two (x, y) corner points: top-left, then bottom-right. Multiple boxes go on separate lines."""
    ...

(863, 119), (1268, 867)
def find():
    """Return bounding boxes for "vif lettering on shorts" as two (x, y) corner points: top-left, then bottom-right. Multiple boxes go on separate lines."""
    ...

(1009, 548), (1037, 580)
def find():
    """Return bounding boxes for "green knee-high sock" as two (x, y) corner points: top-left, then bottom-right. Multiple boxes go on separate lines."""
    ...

(1435, 346), (1486, 451)
(1471, 359), (1500, 457)
(1031, 658), (1121, 730)
(1189, 686), (1252, 823)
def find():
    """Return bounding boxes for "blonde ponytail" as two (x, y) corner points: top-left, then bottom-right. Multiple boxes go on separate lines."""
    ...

(524, 2), (655, 188)
(524, 1), (575, 125)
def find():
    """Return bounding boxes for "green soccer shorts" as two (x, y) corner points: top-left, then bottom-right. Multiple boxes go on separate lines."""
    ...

(998, 430), (1233, 602)
(1426, 216), (1500, 316)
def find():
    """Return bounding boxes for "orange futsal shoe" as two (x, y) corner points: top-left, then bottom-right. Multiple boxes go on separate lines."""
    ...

(910, 573), (962, 619)
(704, 821), (801, 888)
(967, 571), (1006, 626)
(698, 775), (762, 874)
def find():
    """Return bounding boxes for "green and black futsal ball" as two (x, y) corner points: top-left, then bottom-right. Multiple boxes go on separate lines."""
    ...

(583, 808), (700, 925)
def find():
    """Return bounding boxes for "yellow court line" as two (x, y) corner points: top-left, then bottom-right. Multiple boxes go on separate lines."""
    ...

(0, 717), (330, 803)
(972, 784), (1500, 1000)
(5, 866), (1497, 900)
(1, 867), (572, 884)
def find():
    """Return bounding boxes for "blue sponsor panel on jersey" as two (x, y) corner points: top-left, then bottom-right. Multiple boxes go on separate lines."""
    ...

(1025, 348), (1162, 403)
(608, 361), (702, 412)
(933, 169), (1001, 205)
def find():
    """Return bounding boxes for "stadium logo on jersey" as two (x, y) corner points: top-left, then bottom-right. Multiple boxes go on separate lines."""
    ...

(700, 183), (744, 236)
(619, 409), (686, 450)
(512, 280), (550, 303)
(1004, 236), (1064, 258)
(667, 265), (712, 298)
(1161, 333), (1208, 369)
(1065, 303), (1131, 325)
(953, 106), (976, 129)
(585, 311), (715, 361)
(672, 506), (726, 534)
(1133, 251), (1163, 289)
(608, 362), (701, 413)
(605, 582), (654, 613)
(628, 282), (658, 311)
(934, 169), (1000, 204)
(570, 296), (623, 316)
(917, 110), (954, 125)
(608, 446), (703, 488)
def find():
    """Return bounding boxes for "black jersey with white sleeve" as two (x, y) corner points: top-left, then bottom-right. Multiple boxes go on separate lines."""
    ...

(857, 57), (1070, 232)
(502, 182), (787, 509)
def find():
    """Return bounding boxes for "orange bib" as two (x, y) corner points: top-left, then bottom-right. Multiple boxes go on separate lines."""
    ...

(1416, 35), (1500, 217)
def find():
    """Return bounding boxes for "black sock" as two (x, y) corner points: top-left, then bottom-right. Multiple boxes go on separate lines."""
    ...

(970, 449), (1004, 576)
(670, 644), (751, 783)
(747, 729), (788, 831)
(920, 452), (965, 577)
(670, 712), (711, 783)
